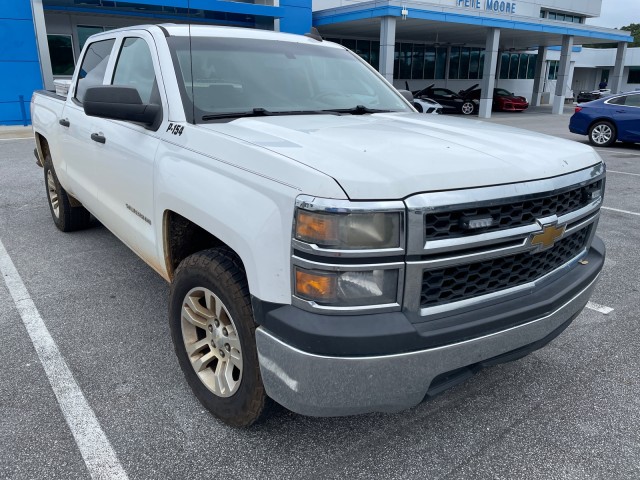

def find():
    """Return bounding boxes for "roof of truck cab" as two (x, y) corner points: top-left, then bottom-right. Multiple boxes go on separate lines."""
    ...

(100, 24), (341, 47)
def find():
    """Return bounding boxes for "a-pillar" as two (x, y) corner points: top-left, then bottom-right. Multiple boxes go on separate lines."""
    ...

(552, 35), (573, 115)
(478, 28), (500, 119)
(379, 16), (396, 83)
(530, 46), (547, 107)
(610, 42), (628, 94)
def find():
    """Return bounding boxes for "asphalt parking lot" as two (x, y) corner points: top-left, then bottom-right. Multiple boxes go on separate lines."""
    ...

(1, 111), (639, 480)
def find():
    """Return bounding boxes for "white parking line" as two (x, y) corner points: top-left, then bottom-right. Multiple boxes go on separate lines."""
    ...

(595, 148), (640, 156)
(586, 302), (614, 315)
(601, 206), (640, 217)
(0, 238), (129, 480)
(607, 170), (640, 177)
(0, 137), (33, 141)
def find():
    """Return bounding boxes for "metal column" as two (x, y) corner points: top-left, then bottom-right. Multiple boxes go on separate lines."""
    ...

(552, 35), (573, 115)
(379, 17), (396, 83)
(610, 42), (628, 94)
(478, 28), (500, 119)
(31, 0), (54, 90)
(530, 46), (547, 107)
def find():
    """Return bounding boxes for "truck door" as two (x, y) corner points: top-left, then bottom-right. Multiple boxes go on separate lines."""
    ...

(59, 38), (116, 209)
(89, 33), (166, 265)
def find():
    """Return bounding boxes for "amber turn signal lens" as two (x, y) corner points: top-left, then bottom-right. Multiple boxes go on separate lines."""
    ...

(295, 268), (337, 302)
(295, 210), (338, 245)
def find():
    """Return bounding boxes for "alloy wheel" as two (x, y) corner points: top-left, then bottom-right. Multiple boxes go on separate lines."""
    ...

(181, 287), (243, 397)
(461, 102), (474, 115)
(591, 124), (612, 145)
(47, 170), (60, 218)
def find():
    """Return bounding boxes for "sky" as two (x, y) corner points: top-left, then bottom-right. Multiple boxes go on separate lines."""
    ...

(586, 0), (640, 29)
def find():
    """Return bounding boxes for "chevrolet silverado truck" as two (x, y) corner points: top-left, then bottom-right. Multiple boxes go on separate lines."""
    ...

(31, 24), (606, 427)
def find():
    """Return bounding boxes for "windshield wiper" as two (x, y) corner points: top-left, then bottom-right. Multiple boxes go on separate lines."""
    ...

(321, 105), (393, 115)
(202, 108), (338, 121)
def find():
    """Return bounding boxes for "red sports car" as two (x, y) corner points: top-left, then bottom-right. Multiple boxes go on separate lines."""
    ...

(460, 86), (529, 112)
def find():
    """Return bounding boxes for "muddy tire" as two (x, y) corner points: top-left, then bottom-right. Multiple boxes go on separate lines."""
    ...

(169, 247), (267, 427)
(43, 155), (91, 232)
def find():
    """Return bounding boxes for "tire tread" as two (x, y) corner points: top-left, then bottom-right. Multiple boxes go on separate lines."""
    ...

(170, 247), (267, 427)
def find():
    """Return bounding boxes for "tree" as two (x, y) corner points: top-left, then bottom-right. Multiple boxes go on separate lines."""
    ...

(621, 23), (640, 47)
(583, 23), (639, 49)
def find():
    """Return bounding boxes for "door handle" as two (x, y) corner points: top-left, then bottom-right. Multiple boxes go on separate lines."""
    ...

(90, 133), (106, 144)
(59, 118), (70, 127)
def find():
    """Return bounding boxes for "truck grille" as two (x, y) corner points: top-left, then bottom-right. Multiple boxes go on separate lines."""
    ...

(420, 226), (590, 308)
(424, 179), (602, 240)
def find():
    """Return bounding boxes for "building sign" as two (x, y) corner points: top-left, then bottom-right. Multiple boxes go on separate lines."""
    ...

(456, 0), (517, 14)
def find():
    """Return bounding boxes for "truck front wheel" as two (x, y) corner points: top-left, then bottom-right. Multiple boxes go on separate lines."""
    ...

(169, 248), (267, 427)
(43, 156), (91, 232)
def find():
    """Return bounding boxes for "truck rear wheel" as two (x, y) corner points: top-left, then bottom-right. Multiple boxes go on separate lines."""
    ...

(43, 155), (91, 232)
(169, 248), (267, 427)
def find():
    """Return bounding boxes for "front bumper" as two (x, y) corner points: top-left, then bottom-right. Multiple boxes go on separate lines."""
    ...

(499, 102), (528, 111)
(256, 274), (598, 417)
(256, 235), (605, 417)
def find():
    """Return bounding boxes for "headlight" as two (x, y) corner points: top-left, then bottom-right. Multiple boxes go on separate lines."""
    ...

(295, 209), (401, 250)
(292, 196), (405, 313)
(294, 266), (399, 307)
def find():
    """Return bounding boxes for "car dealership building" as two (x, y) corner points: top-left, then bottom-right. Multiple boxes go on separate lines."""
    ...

(1, 0), (637, 124)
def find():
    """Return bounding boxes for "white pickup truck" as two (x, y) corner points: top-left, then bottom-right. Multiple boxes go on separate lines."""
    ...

(31, 24), (606, 427)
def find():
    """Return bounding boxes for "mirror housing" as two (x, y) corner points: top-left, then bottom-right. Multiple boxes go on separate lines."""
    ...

(397, 89), (414, 103)
(83, 86), (162, 130)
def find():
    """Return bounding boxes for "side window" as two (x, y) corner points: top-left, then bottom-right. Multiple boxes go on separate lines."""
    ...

(75, 39), (116, 104)
(625, 95), (640, 108)
(112, 37), (159, 105)
(608, 96), (626, 106)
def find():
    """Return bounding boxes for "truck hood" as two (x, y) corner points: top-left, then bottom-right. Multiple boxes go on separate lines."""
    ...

(200, 113), (602, 200)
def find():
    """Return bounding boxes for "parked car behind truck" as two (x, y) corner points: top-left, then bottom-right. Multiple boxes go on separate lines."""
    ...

(570, 91), (640, 147)
(32, 25), (606, 427)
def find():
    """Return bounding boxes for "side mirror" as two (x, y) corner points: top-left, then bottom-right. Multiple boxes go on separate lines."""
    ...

(397, 89), (414, 103)
(83, 86), (162, 130)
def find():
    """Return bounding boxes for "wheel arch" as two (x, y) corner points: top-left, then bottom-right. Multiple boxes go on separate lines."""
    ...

(162, 210), (247, 282)
(588, 117), (619, 138)
(34, 133), (50, 167)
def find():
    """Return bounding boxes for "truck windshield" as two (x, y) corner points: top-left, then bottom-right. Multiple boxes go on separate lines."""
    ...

(167, 36), (411, 123)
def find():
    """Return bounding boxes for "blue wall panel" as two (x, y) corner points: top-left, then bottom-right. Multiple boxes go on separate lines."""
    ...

(0, 0), (43, 125)
(0, 18), (40, 62)
(0, 0), (34, 19)
(279, 0), (312, 34)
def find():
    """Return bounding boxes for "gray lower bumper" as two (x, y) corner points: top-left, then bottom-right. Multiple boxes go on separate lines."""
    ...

(256, 275), (599, 417)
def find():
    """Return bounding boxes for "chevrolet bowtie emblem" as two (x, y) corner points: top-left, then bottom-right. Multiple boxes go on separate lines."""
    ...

(530, 224), (566, 251)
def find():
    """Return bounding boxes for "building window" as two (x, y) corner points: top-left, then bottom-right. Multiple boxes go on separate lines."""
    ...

(628, 68), (640, 84)
(78, 26), (106, 51)
(498, 53), (538, 80)
(548, 60), (560, 80)
(330, 39), (458, 80)
(541, 9), (583, 23)
(447, 47), (484, 80)
(47, 34), (75, 76)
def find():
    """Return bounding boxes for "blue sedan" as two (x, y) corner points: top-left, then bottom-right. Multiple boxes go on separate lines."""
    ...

(569, 91), (640, 147)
